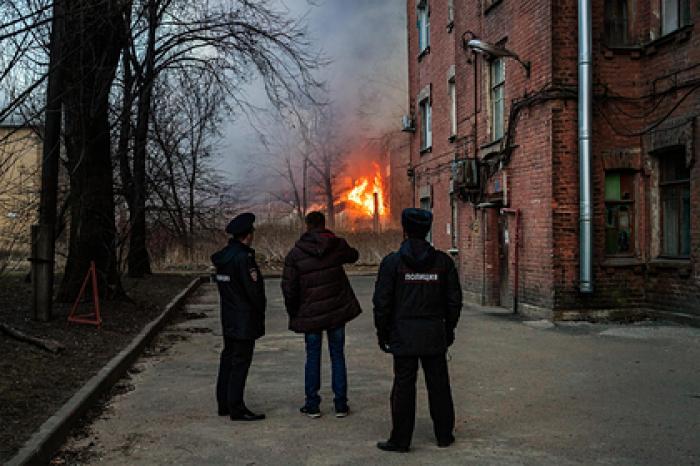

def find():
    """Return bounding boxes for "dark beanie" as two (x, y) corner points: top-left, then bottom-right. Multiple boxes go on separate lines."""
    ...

(401, 208), (432, 237)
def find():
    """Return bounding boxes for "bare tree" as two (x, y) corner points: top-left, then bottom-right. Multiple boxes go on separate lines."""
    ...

(0, 0), (324, 308)
(303, 108), (346, 229)
(116, 0), (325, 277)
(148, 70), (228, 257)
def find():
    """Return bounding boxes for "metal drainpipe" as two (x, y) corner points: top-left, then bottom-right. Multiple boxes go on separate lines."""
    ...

(578, 0), (594, 293)
(501, 208), (520, 313)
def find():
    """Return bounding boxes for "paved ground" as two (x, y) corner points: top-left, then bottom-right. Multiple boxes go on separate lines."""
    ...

(60, 277), (700, 465)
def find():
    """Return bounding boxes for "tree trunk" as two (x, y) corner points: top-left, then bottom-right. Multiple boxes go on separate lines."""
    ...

(127, 0), (157, 277)
(117, 9), (134, 214)
(33, 0), (64, 320)
(57, 0), (126, 302)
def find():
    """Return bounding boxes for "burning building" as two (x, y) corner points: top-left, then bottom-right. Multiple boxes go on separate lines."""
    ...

(335, 161), (391, 232)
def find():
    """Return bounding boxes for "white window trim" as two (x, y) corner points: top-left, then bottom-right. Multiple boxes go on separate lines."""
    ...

(661, 0), (689, 35)
(420, 98), (433, 151)
(417, 84), (432, 152)
(417, 1), (430, 53)
(490, 58), (505, 141)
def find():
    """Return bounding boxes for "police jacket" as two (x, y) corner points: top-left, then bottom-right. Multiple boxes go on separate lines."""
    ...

(211, 239), (266, 340)
(281, 229), (362, 333)
(373, 238), (462, 356)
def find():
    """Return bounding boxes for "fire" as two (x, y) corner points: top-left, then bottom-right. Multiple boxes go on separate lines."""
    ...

(344, 162), (387, 217)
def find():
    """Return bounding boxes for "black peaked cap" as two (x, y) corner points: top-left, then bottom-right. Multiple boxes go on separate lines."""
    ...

(225, 212), (256, 236)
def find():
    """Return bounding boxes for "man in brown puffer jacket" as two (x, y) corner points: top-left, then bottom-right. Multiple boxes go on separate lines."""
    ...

(281, 211), (362, 418)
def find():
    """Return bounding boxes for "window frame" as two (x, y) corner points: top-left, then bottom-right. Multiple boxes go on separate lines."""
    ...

(420, 195), (433, 243)
(448, 77), (457, 139)
(419, 96), (432, 152)
(659, 153), (691, 258)
(490, 58), (505, 141)
(604, 0), (629, 47)
(662, 0), (692, 36)
(447, 0), (455, 29)
(450, 195), (458, 249)
(604, 171), (636, 257)
(417, 1), (431, 54)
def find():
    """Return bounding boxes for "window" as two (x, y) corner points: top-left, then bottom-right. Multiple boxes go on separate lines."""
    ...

(605, 172), (635, 256)
(662, 0), (691, 35)
(660, 152), (690, 257)
(490, 58), (505, 141)
(447, 0), (455, 27)
(605, 0), (629, 46)
(420, 97), (432, 151)
(417, 1), (430, 53)
(450, 196), (458, 249)
(448, 77), (457, 138)
(420, 195), (433, 243)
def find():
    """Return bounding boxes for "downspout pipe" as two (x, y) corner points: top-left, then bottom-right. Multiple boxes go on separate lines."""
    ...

(578, 0), (594, 293)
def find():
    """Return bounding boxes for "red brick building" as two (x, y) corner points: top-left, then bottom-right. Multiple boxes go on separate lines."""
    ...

(403, 0), (699, 319)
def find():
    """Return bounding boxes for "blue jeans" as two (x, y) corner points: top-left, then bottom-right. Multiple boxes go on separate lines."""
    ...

(304, 326), (348, 409)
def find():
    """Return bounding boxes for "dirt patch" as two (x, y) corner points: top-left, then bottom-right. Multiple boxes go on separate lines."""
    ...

(51, 322), (196, 464)
(182, 326), (213, 334)
(0, 273), (195, 463)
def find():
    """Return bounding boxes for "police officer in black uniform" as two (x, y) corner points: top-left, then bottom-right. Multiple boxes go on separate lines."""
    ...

(373, 208), (462, 452)
(212, 213), (266, 421)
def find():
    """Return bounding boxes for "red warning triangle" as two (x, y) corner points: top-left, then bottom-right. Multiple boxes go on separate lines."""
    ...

(67, 261), (102, 328)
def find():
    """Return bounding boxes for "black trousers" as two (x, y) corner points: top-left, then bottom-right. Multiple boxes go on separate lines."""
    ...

(216, 338), (255, 414)
(389, 353), (455, 447)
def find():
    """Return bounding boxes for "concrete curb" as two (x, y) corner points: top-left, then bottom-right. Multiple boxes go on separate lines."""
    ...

(8, 276), (205, 466)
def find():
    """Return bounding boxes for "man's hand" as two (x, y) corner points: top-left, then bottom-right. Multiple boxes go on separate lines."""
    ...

(378, 339), (391, 353)
(377, 331), (391, 353)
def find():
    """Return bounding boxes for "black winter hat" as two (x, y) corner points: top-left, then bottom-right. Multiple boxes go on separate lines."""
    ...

(401, 208), (432, 237)
(226, 212), (256, 236)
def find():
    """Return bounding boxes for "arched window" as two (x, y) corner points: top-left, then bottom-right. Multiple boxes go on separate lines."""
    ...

(605, 0), (629, 46)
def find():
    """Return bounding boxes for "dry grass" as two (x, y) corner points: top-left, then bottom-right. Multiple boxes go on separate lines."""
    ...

(151, 225), (402, 272)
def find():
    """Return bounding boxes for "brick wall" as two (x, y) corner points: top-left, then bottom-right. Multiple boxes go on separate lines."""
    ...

(405, 0), (699, 317)
(552, 0), (700, 314)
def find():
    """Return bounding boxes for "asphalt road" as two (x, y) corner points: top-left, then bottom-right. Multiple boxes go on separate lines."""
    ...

(59, 277), (700, 465)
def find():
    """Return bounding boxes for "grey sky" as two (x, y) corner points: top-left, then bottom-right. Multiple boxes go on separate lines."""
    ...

(218, 0), (408, 181)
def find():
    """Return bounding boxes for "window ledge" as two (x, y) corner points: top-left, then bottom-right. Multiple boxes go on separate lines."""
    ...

(480, 138), (503, 150)
(420, 146), (433, 155)
(649, 258), (690, 267)
(647, 258), (692, 276)
(447, 248), (459, 256)
(655, 23), (694, 44)
(604, 24), (694, 57)
(418, 46), (431, 61)
(602, 257), (642, 267)
(484, 0), (503, 15)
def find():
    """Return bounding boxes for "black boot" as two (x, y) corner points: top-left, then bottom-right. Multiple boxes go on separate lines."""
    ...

(230, 408), (265, 421)
(377, 441), (410, 453)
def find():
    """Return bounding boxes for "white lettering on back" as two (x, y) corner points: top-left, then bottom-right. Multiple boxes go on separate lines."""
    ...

(404, 273), (439, 282)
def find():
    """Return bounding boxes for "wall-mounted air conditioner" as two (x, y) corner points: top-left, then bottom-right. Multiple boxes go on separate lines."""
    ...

(401, 115), (415, 133)
(453, 158), (479, 189)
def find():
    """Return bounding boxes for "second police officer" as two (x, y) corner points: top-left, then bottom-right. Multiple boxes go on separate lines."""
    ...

(373, 207), (463, 452)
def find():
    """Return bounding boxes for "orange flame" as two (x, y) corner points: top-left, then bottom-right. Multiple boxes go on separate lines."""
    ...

(344, 162), (387, 217)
